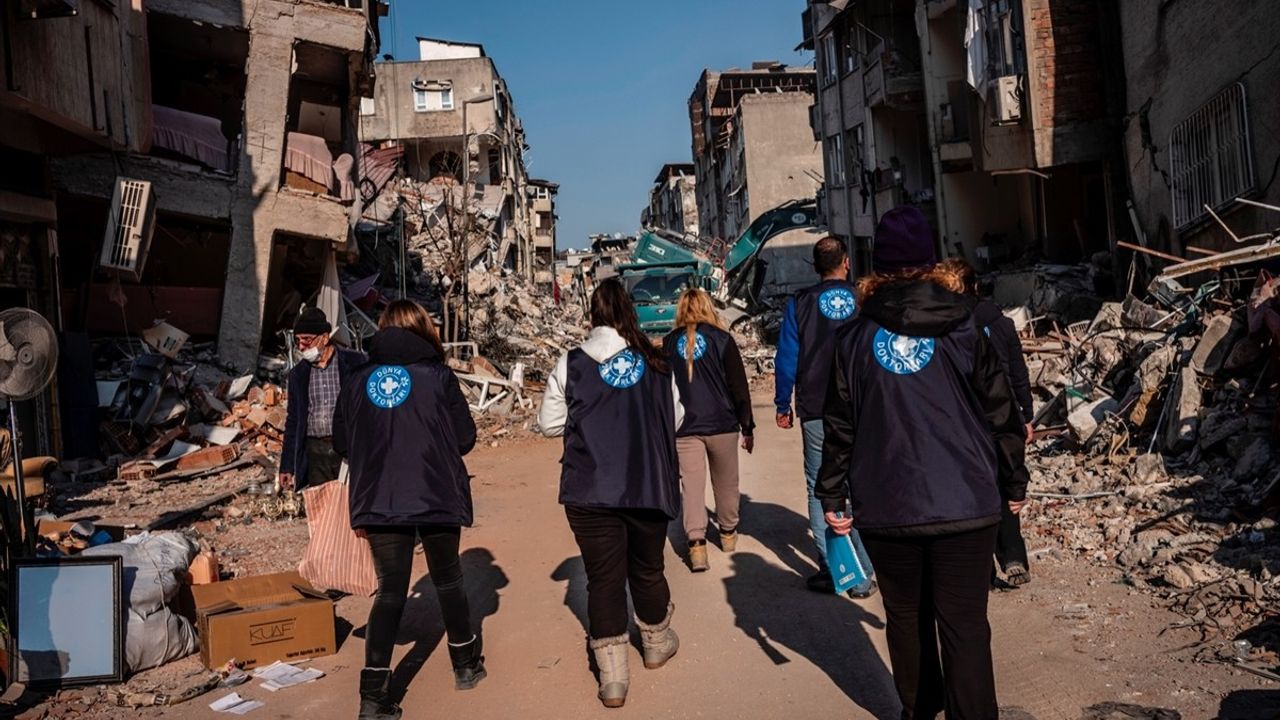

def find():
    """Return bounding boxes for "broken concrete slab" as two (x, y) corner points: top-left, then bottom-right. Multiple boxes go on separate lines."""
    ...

(1190, 314), (1246, 376)
(1067, 396), (1120, 442)
(1163, 365), (1203, 453)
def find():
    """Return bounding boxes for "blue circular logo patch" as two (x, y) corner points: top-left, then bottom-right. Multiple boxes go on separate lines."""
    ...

(873, 328), (936, 375)
(675, 332), (707, 361)
(366, 365), (412, 408)
(818, 287), (857, 320)
(599, 349), (646, 389)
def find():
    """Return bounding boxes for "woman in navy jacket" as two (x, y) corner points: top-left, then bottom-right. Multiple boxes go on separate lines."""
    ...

(333, 300), (481, 720)
(539, 279), (684, 709)
(817, 207), (1029, 720)
(662, 288), (754, 573)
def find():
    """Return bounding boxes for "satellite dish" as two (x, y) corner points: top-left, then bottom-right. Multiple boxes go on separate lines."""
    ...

(0, 307), (58, 556)
(0, 308), (58, 402)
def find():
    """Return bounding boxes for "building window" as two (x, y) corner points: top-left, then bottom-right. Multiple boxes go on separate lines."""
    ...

(826, 133), (845, 187)
(1170, 83), (1255, 229)
(847, 125), (864, 186)
(413, 85), (454, 112)
(838, 18), (860, 75)
(821, 34), (838, 86)
(359, 96), (376, 116)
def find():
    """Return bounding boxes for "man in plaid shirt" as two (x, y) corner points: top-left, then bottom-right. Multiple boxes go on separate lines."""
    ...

(280, 307), (366, 491)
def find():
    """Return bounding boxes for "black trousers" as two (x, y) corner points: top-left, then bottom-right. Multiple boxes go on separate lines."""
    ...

(565, 505), (671, 639)
(994, 504), (1029, 570)
(364, 525), (472, 668)
(862, 525), (1000, 720)
(304, 436), (342, 489)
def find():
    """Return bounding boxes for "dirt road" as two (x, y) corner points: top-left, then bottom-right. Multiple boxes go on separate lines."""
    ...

(141, 391), (1274, 719)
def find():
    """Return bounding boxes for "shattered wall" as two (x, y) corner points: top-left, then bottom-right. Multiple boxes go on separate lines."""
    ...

(1120, 0), (1280, 255)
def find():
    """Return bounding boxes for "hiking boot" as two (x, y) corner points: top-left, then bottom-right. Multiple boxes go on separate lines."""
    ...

(688, 540), (709, 572)
(589, 634), (630, 708)
(447, 633), (487, 690)
(719, 529), (738, 553)
(806, 568), (835, 593)
(1004, 562), (1030, 587)
(358, 668), (402, 720)
(847, 580), (878, 600)
(636, 602), (679, 670)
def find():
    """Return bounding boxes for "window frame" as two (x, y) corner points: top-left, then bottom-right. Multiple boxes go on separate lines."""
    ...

(827, 133), (846, 188)
(413, 88), (429, 113)
(820, 34), (838, 87)
(1169, 82), (1256, 230)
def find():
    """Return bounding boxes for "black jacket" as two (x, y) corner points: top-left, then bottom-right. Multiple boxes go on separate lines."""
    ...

(559, 346), (681, 519)
(816, 280), (1029, 535)
(280, 347), (366, 488)
(332, 328), (477, 528)
(662, 324), (755, 438)
(972, 300), (1035, 424)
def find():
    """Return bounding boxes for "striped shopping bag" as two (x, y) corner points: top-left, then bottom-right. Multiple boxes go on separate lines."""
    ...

(298, 464), (377, 596)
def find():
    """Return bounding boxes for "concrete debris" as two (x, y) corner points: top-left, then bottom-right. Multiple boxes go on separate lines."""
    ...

(1011, 267), (1280, 659)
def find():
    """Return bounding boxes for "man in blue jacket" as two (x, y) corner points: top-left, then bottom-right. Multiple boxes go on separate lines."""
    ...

(774, 237), (875, 596)
(279, 307), (366, 492)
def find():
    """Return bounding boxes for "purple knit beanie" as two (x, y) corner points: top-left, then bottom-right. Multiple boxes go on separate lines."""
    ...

(873, 206), (936, 273)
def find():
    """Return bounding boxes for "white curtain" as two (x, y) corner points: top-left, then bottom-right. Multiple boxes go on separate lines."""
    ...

(965, 0), (988, 91)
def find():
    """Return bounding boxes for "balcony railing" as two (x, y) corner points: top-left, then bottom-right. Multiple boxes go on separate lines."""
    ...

(864, 43), (924, 111)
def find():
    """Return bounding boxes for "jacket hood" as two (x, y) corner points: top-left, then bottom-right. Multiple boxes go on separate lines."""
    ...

(368, 327), (443, 364)
(581, 326), (629, 363)
(860, 279), (973, 338)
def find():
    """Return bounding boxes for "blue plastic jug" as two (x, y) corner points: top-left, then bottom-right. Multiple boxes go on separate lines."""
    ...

(825, 513), (869, 594)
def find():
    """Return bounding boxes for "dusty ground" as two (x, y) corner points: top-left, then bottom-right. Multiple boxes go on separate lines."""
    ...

(19, 390), (1280, 720)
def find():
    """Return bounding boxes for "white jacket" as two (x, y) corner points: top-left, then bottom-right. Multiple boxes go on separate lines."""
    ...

(538, 326), (684, 437)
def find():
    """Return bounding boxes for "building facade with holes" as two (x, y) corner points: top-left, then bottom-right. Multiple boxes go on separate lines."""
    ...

(1120, 0), (1280, 256)
(803, 0), (1127, 273)
(360, 38), (542, 286)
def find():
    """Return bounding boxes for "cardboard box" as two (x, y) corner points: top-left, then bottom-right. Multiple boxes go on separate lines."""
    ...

(192, 571), (335, 670)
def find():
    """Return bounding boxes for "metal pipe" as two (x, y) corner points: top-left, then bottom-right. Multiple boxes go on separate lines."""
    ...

(8, 402), (32, 556)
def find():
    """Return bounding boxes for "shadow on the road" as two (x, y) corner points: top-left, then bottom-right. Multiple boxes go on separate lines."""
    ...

(551, 556), (591, 633)
(353, 547), (508, 701)
(738, 493), (823, 581)
(1216, 689), (1280, 719)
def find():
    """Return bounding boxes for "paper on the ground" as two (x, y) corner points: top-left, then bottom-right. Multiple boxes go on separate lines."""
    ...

(209, 692), (264, 714)
(190, 424), (241, 445)
(227, 375), (254, 401)
(254, 661), (324, 691)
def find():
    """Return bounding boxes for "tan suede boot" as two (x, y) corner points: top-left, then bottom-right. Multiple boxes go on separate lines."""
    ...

(636, 603), (679, 670)
(589, 634), (630, 708)
(688, 541), (709, 572)
(720, 530), (738, 553)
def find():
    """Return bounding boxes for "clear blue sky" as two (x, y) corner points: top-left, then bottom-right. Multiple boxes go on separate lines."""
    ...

(378, 1), (811, 250)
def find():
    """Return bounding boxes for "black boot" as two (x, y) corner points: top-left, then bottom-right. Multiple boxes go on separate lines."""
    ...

(359, 668), (402, 720)
(448, 633), (487, 690)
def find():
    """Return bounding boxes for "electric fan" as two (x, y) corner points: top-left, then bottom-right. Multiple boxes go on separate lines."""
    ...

(0, 308), (59, 554)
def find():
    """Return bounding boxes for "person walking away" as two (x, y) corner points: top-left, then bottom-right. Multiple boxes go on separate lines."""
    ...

(662, 289), (755, 572)
(332, 300), (483, 720)
(539, 279), (684, 709)
(773, 237), (875, 596)
(949, 258), (1036, 588)
(280, 307), (365, 492)
(817, 206), (1030, 719)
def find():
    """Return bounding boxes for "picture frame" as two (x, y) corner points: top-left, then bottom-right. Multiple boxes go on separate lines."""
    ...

(9, 556), (124, 688)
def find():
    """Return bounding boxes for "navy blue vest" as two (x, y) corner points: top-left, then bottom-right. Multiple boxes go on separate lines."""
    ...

(560, 347), (681, 519)
(663, 323), (738, 437)
(794, 278), (859, 419)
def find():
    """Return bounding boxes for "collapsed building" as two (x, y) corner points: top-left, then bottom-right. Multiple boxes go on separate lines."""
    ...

(1, 0), (385, 459)
(642, 163), (700, 241)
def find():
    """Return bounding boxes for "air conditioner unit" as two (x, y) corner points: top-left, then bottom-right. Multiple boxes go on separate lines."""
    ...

(988, 75), (1023, 124)
(99, 178), (156, 282)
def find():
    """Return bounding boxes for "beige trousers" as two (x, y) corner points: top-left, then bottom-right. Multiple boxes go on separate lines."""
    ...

(676, 432), (741, 542)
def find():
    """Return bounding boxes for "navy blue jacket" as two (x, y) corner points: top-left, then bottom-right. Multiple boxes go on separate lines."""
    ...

(332, 328), (477, 528)
(662, 324), (755, 438)
(559, 347), (681, 519)
(280, 347), (366, 488)
(816, 280), (1029, 535)
(972, 300), (1035, 424)
(774, 278), (859, 420)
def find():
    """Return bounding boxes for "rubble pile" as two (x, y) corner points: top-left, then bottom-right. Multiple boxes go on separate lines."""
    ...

(46, 331), (291, 533)
(1011, 266), (1280, 661)
(466, 267), (587, 384)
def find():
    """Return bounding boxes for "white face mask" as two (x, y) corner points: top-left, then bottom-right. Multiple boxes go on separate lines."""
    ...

(299, 347), (321, 363)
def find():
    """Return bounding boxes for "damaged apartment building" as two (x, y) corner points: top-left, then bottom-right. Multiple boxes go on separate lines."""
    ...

(359, 37), (552, 287)
(641, 163), (700, 240)
(0, 0), (384, 457)
(803, 0), (1126, 274)
(687, 63), (823, 248)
